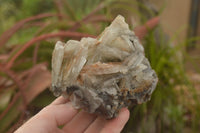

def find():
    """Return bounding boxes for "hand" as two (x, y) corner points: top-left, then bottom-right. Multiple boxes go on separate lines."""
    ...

(15, 96), (130, 133)
(14, 16), (159, 133)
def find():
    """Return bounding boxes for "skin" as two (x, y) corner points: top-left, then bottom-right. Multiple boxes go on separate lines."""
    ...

(15, 16), (159, 133)
(15, 96), (130, 133)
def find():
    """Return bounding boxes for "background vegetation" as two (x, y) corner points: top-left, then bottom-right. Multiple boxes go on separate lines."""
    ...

(0, 0), (199, 133)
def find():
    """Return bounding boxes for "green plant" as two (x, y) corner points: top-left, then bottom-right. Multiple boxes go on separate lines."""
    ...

(0, 0), (199, 133)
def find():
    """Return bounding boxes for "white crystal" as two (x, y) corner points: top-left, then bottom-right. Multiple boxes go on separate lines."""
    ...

(51, 15), (158, 119)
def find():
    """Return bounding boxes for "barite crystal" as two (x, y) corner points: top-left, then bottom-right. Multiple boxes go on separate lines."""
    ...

(51, 15), (158, 119)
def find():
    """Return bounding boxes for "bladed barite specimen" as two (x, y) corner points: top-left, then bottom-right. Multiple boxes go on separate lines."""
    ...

(51, 15), (158, 119)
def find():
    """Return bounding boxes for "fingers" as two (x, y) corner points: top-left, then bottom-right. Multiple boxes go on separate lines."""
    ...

(63, 111), (97, 132)
(37, 102), (78, 126)
(15, 98), (78, 133)
(15, 102), (78, 133)
(85, 116), (106, 133)
(85, 108), (130, 133)
(51, 96), (69, 105)
(100, 108), (130, 133)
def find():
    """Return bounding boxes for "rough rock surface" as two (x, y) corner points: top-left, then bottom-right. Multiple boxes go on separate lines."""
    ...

(51, 15), (158, 119)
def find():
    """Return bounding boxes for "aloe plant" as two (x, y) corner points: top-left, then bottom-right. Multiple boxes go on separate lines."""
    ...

(0, 0), (199, 133)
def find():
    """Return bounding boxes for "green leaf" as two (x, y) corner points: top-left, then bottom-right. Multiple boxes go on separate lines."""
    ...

(0, 88), (14, 112)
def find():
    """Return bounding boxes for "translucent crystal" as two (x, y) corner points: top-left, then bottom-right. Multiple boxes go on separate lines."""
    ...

(51, 15), (158, 119)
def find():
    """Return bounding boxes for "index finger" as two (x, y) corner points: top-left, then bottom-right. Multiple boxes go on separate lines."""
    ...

(51, 96), (69, 105)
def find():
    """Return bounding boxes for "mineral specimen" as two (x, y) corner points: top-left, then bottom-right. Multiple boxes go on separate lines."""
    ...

(51, 15), (158, 119)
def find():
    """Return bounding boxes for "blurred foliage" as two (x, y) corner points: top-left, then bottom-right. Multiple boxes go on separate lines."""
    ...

(0, 0), (200, 133)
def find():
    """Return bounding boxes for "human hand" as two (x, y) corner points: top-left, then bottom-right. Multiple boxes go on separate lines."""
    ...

(15, 96), (130, 133)
(14, 16), (159, 133)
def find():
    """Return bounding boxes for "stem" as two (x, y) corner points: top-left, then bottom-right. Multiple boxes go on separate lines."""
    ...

(6, 31), (95, 69)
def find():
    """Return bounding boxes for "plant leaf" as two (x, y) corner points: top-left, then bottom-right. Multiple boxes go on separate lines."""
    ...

(24, 64), (51, 103)
(0, 88), (14, 112)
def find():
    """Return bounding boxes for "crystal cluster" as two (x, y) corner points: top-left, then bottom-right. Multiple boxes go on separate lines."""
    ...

(51, 15), (158, 119)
